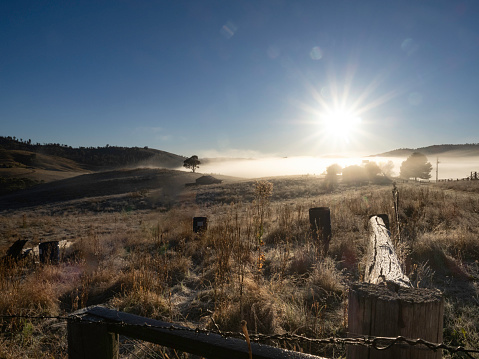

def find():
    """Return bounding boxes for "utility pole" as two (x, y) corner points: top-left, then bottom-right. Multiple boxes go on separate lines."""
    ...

(436, 157), (440, 182)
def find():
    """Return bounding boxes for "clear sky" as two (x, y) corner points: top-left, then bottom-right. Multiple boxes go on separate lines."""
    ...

(2, 0), (479, 158)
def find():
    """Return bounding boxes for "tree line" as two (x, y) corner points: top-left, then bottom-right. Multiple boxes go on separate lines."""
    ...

(324, 152), (433, 189)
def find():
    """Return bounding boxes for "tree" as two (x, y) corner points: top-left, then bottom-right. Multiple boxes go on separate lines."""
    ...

(365, 161), (392, 184)
(326, 163), (342, 177)
(183, 155), (200, 173)
(378, 160), (394, 177)
(324, 163), (342, 190)
(399, 152), (432, 181)
(342, 165), (368, 185)
(364, 161), (381, 180)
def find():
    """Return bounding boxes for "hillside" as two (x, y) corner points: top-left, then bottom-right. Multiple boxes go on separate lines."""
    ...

(0, 168), (201, 211)
(0, 168), (243, 211)
(0, 136), (187, 193)
(0, 136), (185, 171)
(376, 143), (479, 158)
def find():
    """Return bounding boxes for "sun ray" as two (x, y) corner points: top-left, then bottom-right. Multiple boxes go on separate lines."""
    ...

(288, 60), (410, 156)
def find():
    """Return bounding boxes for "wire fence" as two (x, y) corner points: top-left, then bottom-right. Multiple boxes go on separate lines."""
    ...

(1, 313), (479, 358)
(120, 336), (208, 359)
(120, 337), (169, 359)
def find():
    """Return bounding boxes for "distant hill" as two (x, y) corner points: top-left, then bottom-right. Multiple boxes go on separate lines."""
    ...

(0, 149), (86, 172)
(0, 136), (185, 170)
(0, 136), (187, 194)
(375, 144), (479, 158)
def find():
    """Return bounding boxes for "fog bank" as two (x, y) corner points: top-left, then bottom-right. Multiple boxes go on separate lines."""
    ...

(198, 156), (479, 180)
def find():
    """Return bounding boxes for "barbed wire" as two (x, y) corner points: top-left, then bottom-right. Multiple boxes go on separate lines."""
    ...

(0, 314), (70, 321)
(1, 313), (478, 358)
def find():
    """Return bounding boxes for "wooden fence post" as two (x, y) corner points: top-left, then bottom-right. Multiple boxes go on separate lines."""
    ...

(193, 216), (208, 233)
(347, 215), (444, 359)
(309, 207), (332, 257)
(67, 312), (119, 359)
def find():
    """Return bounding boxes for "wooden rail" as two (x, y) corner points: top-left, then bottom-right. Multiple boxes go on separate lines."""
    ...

(68, 306), (327, 359)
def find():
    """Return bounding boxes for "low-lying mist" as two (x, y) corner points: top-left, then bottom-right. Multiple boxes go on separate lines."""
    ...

(198, 156), (479, 180)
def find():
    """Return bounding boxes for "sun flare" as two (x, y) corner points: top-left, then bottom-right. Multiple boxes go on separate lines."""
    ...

(292, 53), (410, 155)
(321, 108), (362, 143)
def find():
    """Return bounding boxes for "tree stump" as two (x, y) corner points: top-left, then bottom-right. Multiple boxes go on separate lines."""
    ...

(347, 215), (444, 358)
(4, 239), (28, 261)
(348, 282), (444, 359)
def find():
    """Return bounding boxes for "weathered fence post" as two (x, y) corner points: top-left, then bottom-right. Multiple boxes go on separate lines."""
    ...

(347, 215), (444, 359)
(309, 207), (332, 256)
(67, 308), (119, 359)
(39, 240), (60, 264)
(193, 216), (207, 233)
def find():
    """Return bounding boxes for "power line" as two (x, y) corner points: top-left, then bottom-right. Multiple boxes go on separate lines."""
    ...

(436, 157), (440, 182)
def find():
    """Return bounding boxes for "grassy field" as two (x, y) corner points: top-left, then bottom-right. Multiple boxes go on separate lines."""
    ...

(1, 169), (479, 358)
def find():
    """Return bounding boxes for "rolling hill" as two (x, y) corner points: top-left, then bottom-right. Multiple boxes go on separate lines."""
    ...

(0, 136), (185, 170)
(0, 136), (187, 190)
(375, 144), (479, 158)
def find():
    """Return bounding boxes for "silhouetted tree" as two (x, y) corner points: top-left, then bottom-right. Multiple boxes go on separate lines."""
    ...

(400, 152), (432, 181)
(364, 161), (381, 180)
(183, 155), (201, 173)
(324, 163), (342, 190)
(378, 160), (394, 177)
(342, 165), (368, 185)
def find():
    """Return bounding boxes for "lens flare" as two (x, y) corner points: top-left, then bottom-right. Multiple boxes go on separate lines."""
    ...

(310, 46), (323, 60)
(220, 21), (237, 39)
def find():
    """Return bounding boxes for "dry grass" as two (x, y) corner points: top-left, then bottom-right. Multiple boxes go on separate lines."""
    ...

(1, 175), (479, 357)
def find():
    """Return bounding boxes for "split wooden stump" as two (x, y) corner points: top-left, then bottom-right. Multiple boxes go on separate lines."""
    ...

(347, 215), (444, 359)
(364, 215), (411, 288)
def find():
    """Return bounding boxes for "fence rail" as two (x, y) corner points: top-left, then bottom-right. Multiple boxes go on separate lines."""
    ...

(63, 306), (479, 359)
(1, 312), (477, 358)
(67, 306), (327, 359)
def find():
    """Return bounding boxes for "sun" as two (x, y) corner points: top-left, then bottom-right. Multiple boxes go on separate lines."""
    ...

(291, 54), (410, 155)
(321, 108), (362, 143)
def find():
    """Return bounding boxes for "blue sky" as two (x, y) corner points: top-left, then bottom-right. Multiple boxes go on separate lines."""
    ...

(1, 0), (479, 158)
